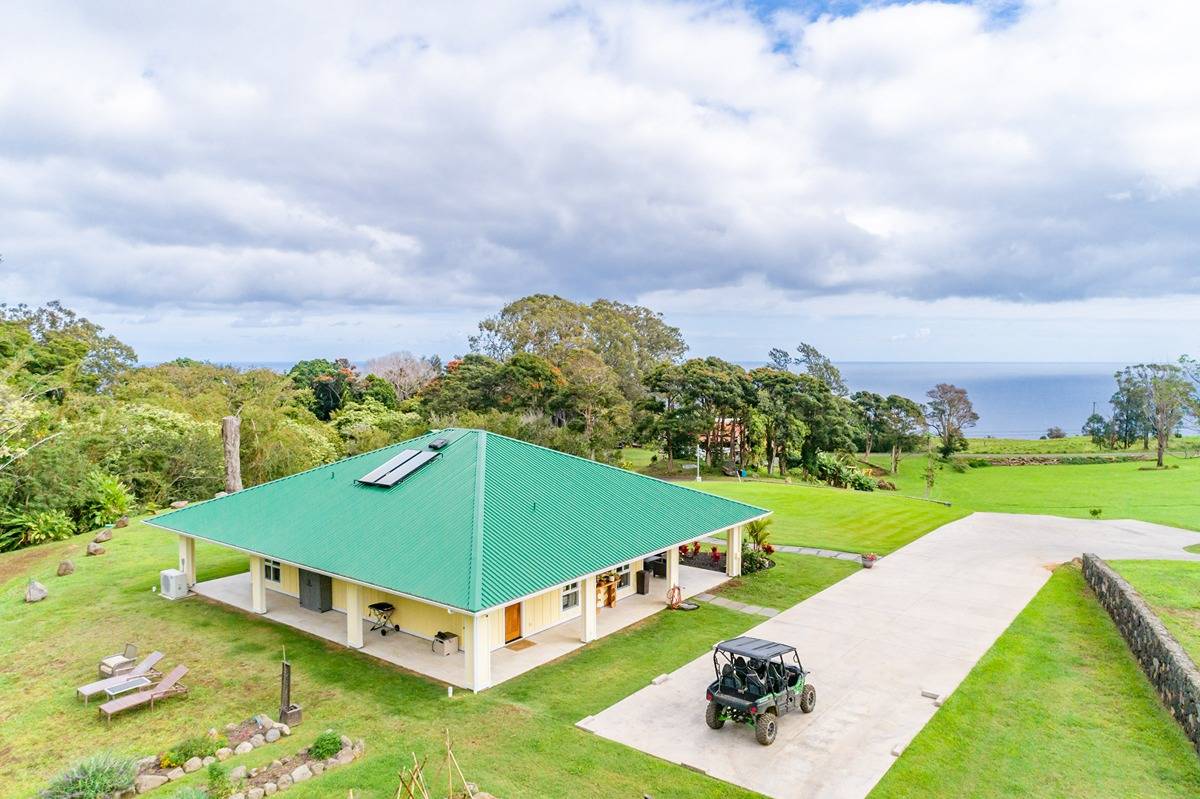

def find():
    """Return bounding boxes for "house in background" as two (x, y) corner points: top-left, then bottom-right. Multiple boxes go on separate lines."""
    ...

(149, 429), (768, 691)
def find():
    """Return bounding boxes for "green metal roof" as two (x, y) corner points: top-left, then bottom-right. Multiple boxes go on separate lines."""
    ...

(149, 429), (769, 612)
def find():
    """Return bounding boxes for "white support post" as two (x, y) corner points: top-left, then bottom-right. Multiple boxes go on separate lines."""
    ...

(178, 535), (196, 587)
(726, 525), (743, 577)
(466, 613), (492, 692)
(581, 574), (598, 643)
(345, 582), (363, 649)
(666, 545), (680, 598)
(250, 555), (267, 614)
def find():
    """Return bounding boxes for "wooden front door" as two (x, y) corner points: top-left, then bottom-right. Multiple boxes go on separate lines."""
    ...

(504, 603), (522, 643)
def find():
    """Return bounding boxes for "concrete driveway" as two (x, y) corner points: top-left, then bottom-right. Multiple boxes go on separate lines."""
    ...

(578, 513), (1200, 799)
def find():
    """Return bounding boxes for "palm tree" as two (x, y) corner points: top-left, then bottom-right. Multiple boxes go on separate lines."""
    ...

(746, 517), (773, 551)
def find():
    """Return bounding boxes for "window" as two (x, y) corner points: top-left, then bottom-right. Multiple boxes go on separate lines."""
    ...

(263, 559), (281, 584)
(562, 581), (580, 611)
(616, 563), (631, 589)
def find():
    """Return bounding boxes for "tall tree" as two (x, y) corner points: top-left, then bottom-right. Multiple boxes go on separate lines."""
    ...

(925, 383), (978, 457)
(364, 351), (440, 400)
(795, 342), (847, 396)
(1111, 367), (1153, 449)
(749, 367), (807, 476)
(881, 394), (926, 474)
(851, 391), (887, 459)
(1128, 363), (1192, 467)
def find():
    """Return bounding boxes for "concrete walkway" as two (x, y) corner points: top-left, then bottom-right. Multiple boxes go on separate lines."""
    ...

(579, 513), (1200, 799)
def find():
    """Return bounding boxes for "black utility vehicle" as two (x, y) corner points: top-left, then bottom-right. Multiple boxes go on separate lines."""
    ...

(704, 636), (816, 745)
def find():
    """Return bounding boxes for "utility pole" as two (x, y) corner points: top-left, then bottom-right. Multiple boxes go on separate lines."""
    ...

(222, 415), (243, 493)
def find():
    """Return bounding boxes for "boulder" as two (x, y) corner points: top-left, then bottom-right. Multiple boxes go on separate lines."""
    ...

(248, 790), (265, 799)
(270, 760), (282, 769)
(93, 529), (113, 543)
(324, 757), (338, 769)
(166, 767), (185, 781)
(216, 747), (233, 761)
(277, 723), (291, 736)
(264, 727), (280, 743)
(312, 761), (325, 776)
(234, 741), (253, 755)
(335, 748), (353, 766)
(290, 764), (312, 783)
(277, 774), (293, 790)
(115, 516), (129, 528)
(56, 560), (75, 577)
(136, 755), (158, 771)
(24, 580), (48, 603)
(86, 542), (105, 556)
(229, 765), (247, 780)
(263, 783), (278, 796)
(183, 756), (203, 773)
(253, 713), (273, 728)
(249, 733), (265, 747)
(202, 755), (216, 766)
(339, 734), (353, 750)
(169, 500), (188, 509)
(135, 774), (169, 793)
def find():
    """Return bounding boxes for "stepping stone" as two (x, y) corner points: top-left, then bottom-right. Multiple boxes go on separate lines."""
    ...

(758, 607), (781, 617)
(694, 593), (716, 602)
(740, 605), (764, 615)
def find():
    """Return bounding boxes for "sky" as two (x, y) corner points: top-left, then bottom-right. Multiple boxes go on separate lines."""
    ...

(2, 0), (1198, 365)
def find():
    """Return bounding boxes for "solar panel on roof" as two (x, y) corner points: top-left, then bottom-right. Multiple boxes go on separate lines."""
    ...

(375, 450), (439, 487)
(357, 449), (419, 485)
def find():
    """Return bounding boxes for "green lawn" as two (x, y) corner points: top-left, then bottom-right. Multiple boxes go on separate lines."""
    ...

(712, 552), (857, 608)
(0, 516), (852, 798)
(1111, 560), (1200, 666)
(694, 481), (968, 555)
(961, 435), (1200, 455)
(619, 446), (658, 470)
(872, 565), (1200, 798)
(876, 454), (1200, 531)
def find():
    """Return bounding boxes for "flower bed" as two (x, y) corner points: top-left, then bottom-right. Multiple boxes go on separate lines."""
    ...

(129, 715), (293, 794)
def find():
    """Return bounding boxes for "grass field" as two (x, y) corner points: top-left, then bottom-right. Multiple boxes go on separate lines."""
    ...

(694, 481), (968, 554)
(961, 435), (1200, 455)
(871, 565), (1200, 798)
(1111, 560), (1200, 665)
(0, 517), (852, 799)
(873, 454), (1200, 531)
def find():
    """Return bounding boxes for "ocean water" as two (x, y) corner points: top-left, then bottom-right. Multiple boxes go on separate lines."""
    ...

(835, 362), (1124, 439)
(203, 360), (1124, 441)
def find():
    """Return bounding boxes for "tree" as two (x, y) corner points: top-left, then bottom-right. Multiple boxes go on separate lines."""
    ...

(678, 357), (754, 467)
(364, 351), (440, 400)
(1110, 367), (1154, 449)
(1081, 413), (1111, 448)
(767, 347), (793, 371)
(557, 349), (626, 458)
(881, 395), (925, 474)
(494, 352), (565, 414)
(639, 363), (706, 466)
(288, 358), (359, 421)
(1132, 363), (1192, 467)
(925, 383), (978, 457)
(851, 391), (887, 459)
(419, 355), (503, 416)
(795, 343), (847, 396)
(1, 301), (137, 392)
(749, 367), (808, 476)
(1045, 426), (1067, 439)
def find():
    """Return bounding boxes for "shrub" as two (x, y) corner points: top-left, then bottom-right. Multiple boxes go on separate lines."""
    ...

(83, 471), (133, 528)
(875, 479), (897, 491)
(741, 541), (771, 574)
(677, 544), (687, 557)
(160, 734), (224, 769)
(41, 752), (137, 799)
(709, 545), (720, 563)
(310, 730), (343, 760)
(206, 763), (235, 799)
(1090, 508), (1103, 518)
(745, 518), (772, 550)
(1, 509), (75, 551)
(690, 541), (701, 557)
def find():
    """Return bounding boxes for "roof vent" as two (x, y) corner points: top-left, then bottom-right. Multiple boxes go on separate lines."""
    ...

(428, 437), (450, 450)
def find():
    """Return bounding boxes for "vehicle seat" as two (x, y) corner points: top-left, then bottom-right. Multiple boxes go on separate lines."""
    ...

(720, 663), (741, 693)
(744, 672), (767, 699)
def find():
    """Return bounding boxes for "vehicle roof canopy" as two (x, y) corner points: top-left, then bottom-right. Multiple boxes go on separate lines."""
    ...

(715, 636), (796, 660)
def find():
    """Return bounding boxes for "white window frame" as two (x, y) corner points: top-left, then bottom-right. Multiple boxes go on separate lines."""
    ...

(616, 563), (632, 590)
(263, 558), (282, 584)
(561, 581), (580, 612)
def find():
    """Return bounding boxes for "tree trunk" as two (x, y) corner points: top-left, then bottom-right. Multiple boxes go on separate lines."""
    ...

(1158, 431), (1167, 468)
(864, 433), (873, 461)
(222, 415), (243, 493)
(891, 444), (900, 475)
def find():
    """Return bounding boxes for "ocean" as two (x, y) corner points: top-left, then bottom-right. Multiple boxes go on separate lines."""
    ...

(204, 360), (1125, 441)
(835, 362), (1123, 439)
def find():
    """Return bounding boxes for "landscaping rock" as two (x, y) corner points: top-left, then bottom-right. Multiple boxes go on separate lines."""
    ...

(183, 756), (203, 773)
(290, 764), (312, 783)
(229, 794), (244, 799)
(339, 734), (353, 750)
(56, 560), (75, 577)
(86, 542), (105, 556)
(93, 529), (113, 543)
(324, 757), (338, 770)
(202, 755), (216, 766)
(277, 723), (291, 736)
(234, 741), (253, 755)
(248, 790), (265, 799)
(229, 765), (247, 780)
(24, 580), (48, 603)
(277, 774), (293, 790)
(264, 727), (281, 743)
(137, 755), (158, 771)
(225, 722), (239, 731)
(263, 783), (277, 796)
(271, 760), (282, 769)
(250, 766), (260, 777)
(115, 516), (129, 528)
(335, 748), (353, 766)
(169, 500), (188, 509)
(135, 774), (169, 793)
(310, 762), (324, 776)
(216, 747), (233, 761)
(249, 733), (265, 747)
(166, 767), (185, 781)
(254, 713), (273, 728)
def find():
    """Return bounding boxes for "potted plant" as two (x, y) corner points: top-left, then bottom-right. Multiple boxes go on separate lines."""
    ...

(861, 553), (879, 569)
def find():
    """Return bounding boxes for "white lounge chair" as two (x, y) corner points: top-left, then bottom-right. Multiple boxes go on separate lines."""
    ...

(78, 651), (164, 704)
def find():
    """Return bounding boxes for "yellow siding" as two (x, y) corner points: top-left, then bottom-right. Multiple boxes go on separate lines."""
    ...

(278, 563), (299, 595)
(323, 578), (465, 643)
(523, 587), (562, 636)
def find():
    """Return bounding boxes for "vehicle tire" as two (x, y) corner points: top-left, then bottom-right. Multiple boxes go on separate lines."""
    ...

(705, 700), (725, 730)
(755, 711), (777, 745)
(800, 684), (816, 713)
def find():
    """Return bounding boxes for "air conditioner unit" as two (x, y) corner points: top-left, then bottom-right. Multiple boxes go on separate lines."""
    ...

(160, 568), (188, 599)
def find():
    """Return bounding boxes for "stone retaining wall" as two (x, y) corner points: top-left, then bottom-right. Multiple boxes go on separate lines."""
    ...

(1082, 553), (1200, 755)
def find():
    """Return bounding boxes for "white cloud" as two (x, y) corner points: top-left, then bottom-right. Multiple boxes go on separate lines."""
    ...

(1, 0), (1199, 359)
